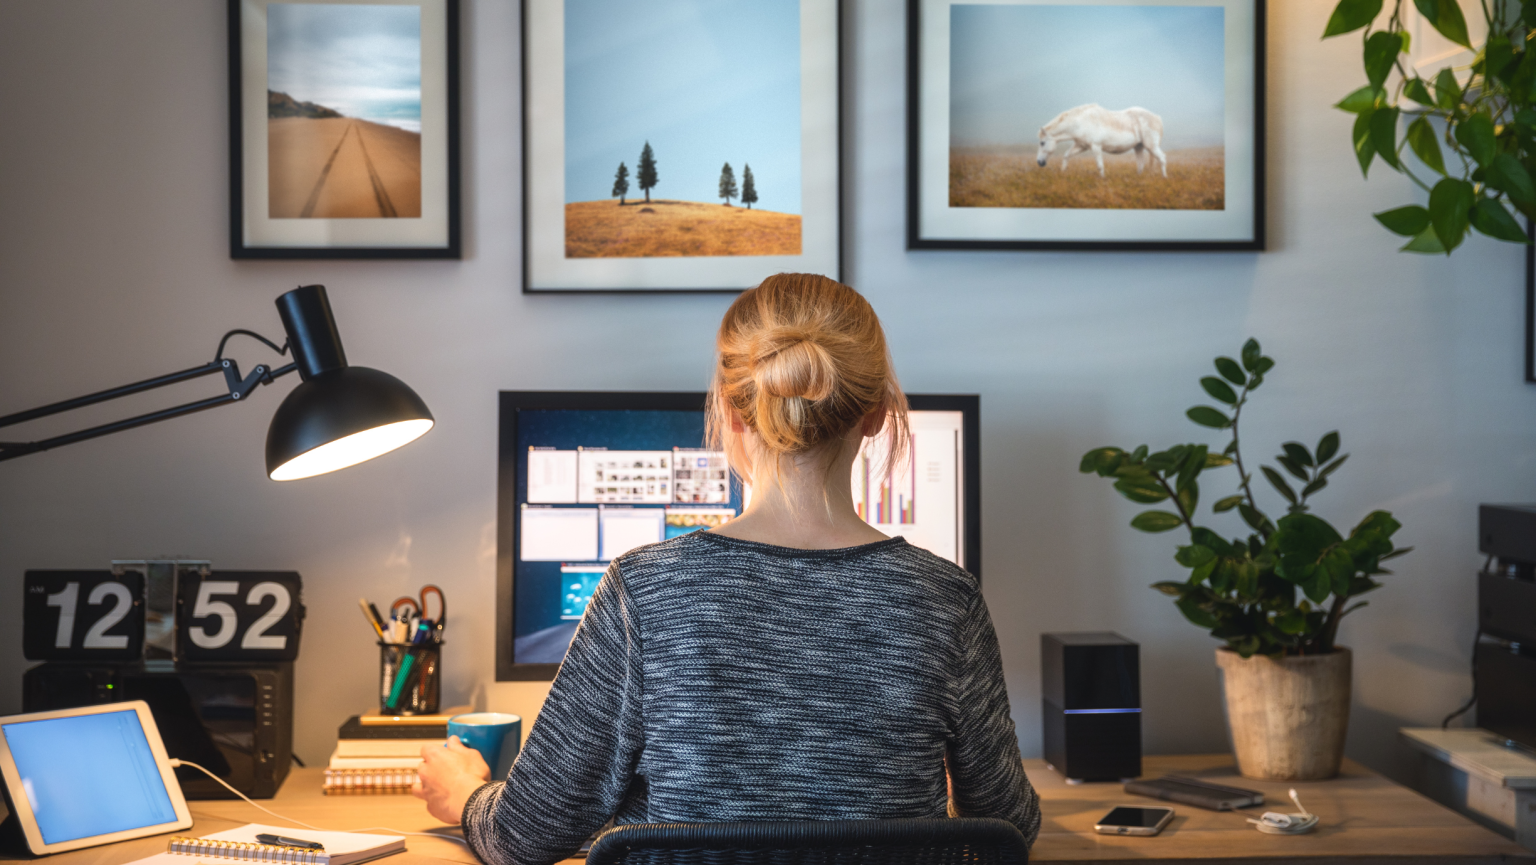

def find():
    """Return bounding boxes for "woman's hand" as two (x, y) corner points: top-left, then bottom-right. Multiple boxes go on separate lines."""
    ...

(413, 736), (493, 824)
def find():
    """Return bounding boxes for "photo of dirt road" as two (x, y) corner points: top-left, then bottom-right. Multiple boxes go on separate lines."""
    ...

(269, 116), (421, 218)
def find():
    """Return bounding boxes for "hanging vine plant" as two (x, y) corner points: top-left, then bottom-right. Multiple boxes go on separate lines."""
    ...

(1324, 0), (1536, 253)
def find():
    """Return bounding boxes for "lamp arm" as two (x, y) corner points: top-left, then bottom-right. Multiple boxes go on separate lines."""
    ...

(0, 354), (299, 463)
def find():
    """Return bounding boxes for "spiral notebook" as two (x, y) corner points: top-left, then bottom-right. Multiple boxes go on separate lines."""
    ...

(123, 824), (404, 865)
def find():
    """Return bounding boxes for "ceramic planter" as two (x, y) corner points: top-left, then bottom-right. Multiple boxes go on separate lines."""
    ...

(1216, 646), (1351, 781)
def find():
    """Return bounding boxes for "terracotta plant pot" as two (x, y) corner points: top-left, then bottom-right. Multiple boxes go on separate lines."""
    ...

(1215, 646), (1351, 781)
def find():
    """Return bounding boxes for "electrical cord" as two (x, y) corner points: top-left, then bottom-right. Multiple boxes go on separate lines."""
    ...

(215, 329), (288, 362)
(169, 759), (468, 846)
(1442, 627), (1483, 729)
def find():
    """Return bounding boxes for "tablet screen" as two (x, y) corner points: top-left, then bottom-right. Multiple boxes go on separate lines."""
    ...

(1, 709), (178, 844)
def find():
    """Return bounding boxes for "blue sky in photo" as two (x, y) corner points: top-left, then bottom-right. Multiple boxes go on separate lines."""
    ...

(564, 0), (801, 212)
(268, 4), (422, 132)
(950, 4), (1225, 149)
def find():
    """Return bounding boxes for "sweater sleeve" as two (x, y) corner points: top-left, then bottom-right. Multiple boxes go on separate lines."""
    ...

(944, 589), (1041, 847)
(462, 561), (645, 865)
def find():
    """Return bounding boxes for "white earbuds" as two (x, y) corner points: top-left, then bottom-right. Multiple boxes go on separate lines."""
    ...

(1247, 788), (1320, 835)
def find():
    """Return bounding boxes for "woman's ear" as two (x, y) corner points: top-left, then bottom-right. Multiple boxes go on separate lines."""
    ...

(860, 408), (886, 438)
(730, 409), (746, 434)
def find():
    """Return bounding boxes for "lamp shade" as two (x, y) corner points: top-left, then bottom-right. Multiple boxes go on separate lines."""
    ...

(265, 366), (434, 480)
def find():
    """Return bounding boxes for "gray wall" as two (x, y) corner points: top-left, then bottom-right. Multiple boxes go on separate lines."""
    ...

(1, 0), (1528, 783)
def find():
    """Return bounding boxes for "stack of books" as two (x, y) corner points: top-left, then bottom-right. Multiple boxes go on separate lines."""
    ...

(324, 707), (466, 794)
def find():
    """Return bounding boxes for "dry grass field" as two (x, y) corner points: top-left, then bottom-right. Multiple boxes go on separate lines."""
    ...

(950, 146), (1224, 210)
(565, 199), (801, 258)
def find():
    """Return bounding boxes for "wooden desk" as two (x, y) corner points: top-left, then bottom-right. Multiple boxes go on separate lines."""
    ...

(1026, 754), (1531, 863)
(3, 756), (1527, 865)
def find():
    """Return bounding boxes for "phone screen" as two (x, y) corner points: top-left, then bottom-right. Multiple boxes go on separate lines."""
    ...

(1099, 807), (1172, 827)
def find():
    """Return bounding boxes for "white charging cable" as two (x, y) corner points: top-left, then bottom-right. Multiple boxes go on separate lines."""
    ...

(1247, 788), (1320, 835)
(169, 759), (467, 846)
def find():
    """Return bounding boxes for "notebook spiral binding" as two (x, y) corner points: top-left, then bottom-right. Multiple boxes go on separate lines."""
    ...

(167, 837), (332, 864)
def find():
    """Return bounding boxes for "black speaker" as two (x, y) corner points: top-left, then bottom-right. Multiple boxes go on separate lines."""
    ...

(1042, 631), (1141, 783)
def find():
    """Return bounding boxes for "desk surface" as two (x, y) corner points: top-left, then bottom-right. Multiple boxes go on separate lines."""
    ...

(3, 755), (1528, 865)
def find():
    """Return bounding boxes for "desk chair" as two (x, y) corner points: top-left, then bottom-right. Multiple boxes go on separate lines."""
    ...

(585, 818), (1029, 865)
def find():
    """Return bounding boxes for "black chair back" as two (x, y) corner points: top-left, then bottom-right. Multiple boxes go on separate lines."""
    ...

(586, 818), (1029, 865)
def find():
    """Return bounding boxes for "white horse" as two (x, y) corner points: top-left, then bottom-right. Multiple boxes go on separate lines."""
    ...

(1037, 104), (1168, 178)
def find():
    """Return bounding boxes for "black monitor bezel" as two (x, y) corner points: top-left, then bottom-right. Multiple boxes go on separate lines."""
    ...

(495, 390), (981, 681)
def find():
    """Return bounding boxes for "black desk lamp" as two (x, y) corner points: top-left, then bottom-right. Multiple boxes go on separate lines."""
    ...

(0, 284), (433, 480)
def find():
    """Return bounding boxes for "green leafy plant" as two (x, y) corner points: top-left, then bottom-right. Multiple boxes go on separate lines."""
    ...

(1323, 0), (1536, 253)
(1079, 340), (1412, 657)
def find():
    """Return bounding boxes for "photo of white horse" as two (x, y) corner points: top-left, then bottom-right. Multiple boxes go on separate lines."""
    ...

(1036, 104), (1168, 178)
(947, 4), (1225, 211)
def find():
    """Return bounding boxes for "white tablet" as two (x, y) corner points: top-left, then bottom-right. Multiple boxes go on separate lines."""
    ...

(0, 701), (193, 854)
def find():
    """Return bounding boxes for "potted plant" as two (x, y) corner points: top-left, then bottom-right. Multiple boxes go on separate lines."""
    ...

(1079, 339), (1411, 780)
(1322, 0), (1536, 254)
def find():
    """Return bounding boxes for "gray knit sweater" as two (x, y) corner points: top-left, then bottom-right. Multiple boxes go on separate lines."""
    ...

(462, 532), (1041, 865)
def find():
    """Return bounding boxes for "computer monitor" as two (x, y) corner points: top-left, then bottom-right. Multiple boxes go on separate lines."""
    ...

(494, 391), (980, 680)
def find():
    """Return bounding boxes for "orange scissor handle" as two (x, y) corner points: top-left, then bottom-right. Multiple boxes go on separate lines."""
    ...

(418, 584), (446, 624)
(390, 596), (420, 617)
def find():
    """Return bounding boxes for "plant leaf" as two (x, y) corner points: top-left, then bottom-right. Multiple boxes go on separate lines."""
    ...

(1364, 31), (1403, 90)
(1187, 406), (1232, 429)
(1238, 502), (1274, 535)
(1401, 225), (1448, 253)
(1353, 110), (1377, 176)
(1454, 114), (1497, 167)
(1262, 466), (1300, 505)
(1320, 454), (1350, 477)
(1434, 67), (1462, 110)
(1486, 154), (1536, 210)
(1374, 205), (1431, 236)
(1302, 476), (1329, 498)
(1282, 442), (1316, 468)
(1414, 0), (1471, 48)
(1428, 177), (1475, 251)
(1241, 339), (1262, 371)
(1152, 581), (1186, 596)
(1205, 452), (1234, 468)
(1323, 0), (1384, 36)
(1315, 432), (1340, 464)
(1213, 494), (1245, 513)
(1471, 198), (1531, 243)
(1486, 34), (1516, 82)
(1214, 356), (1247, 385)
(1336, 84), (1385, 113)
(1175, 544), (1217, 568)
(1201, 376), (1239, 404)
(1080, 447), (1122, 474)
(1403, 77), (1434, 106)
(1370, 107), (1401, 168)
(1405, 117), (1446, 175)
(1276, 455), (1310, 481)
(1176, 594), (1219, 629)
(1114, 479), (1170, 504)
(1132, 510), (1185, 533)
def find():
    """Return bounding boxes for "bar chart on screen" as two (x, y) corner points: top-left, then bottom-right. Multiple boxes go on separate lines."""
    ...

(852, 410), (965, 567)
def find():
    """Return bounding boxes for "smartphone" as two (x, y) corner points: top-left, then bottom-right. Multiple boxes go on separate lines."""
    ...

(1094, 806), (1175, 836)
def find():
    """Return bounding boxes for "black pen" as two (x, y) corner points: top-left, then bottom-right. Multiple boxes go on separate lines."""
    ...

(257, 834), (325, 850)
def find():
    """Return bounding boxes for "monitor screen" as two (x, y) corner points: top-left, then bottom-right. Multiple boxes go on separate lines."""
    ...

(495, 392), (980, 679)
(1, 709), (179, 844)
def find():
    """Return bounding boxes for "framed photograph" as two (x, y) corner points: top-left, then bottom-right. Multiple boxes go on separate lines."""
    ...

(228, 0), (460, 259)
(523, 0), (841, 292)
(907, 0), (1264, 251)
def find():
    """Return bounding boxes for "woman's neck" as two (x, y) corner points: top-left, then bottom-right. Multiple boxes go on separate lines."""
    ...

(709, 438), (890, 550)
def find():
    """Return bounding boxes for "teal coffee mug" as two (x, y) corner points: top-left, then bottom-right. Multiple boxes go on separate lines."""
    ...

(447, 712), (523, 780)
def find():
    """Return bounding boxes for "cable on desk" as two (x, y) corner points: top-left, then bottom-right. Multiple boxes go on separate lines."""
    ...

(170, 759), (468, 846)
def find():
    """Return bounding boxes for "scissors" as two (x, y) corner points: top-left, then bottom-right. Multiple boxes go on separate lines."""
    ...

(391, 585), (446, 641)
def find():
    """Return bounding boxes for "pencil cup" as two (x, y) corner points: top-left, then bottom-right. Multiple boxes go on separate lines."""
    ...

(379, 641), (442, 715)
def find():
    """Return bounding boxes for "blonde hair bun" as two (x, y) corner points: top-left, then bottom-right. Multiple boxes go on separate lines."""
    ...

(708, 273), (909, 484)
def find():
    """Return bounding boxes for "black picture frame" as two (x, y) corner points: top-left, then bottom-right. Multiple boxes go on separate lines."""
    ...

(227, 0), (461, 259)
(520, 0), (843, 293)
(906, 0), (1266, 252)
(495, 391), (982, 681)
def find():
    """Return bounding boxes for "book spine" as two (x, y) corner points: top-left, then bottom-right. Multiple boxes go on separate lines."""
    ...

(167, 837), (332, 864)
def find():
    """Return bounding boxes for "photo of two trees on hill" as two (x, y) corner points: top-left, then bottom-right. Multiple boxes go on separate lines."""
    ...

(562, 0), (802, 258)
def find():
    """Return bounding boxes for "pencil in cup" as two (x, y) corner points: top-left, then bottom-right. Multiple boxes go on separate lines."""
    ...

(378, 641), (442, 715)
